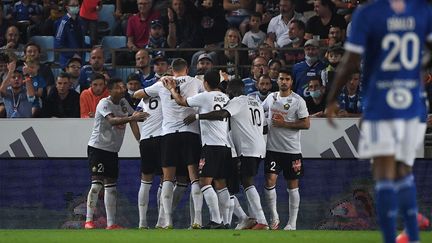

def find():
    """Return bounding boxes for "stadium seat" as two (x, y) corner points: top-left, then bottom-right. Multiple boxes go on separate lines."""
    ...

(115, 67), (136, 81)
(84, 36), (90, 63)
(98, 4), (115, 36)
(101, 36), (127, 63)
(51, 67), (62, 77)
(29, 36), (55, 63)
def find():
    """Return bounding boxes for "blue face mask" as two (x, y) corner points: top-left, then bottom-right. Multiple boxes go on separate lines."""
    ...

(309, 90), (321, 98)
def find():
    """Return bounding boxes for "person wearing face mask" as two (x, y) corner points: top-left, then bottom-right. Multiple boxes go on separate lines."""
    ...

(277, 20), (306, 66)
(292, 39), (326, 98)
(54, 0), (86, 69)
(304, 77), (326, 117)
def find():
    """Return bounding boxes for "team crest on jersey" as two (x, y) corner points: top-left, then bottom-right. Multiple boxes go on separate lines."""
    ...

(92, 166), (97, 172)
(198, 158), (206, 171)
(284, 103), (290, 110)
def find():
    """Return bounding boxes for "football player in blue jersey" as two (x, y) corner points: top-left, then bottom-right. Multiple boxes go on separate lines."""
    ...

(326, 1), (432, 243)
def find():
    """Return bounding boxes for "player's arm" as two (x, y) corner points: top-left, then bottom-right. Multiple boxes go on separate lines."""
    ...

(163, 77), (188, 106)
(184, 110), (231, 125)
(272, 116), (310, 129)
(105, 111), (149, 126)
(132, 89), (150, 100)
(326, 51), (361, 123)
(129, 121), (141, 141)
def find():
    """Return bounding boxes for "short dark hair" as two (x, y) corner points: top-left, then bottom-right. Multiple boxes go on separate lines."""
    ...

(258, 74), (271, 83)
(250, 12), (262, 19)
(107, 78), (123, 90)
(171, 58), (188, 72)
(226, 78), (244, 98)
(90, 73), (105, 82)
(278, 67), (291, 76)
(127, 73), (141, 83)
(289, 19), (305, 31)
(203, 69), (220, 89)
(57, 72), (71, 80)
(24, 42), (41, 54)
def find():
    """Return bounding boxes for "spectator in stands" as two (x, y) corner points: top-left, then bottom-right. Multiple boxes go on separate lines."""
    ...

(126, 0), (161, 51)
(165, 0), (203, 61)
(223, 0), (253, 35)
(255, 0), (279, 32)
(80, 73), (109, 118)
(304, 77), (326, 117)
(22, 58), (46, 117)
(216, 27), (249, 79)
(0, 61), (35, 118)
(152, 55), (169, 80)
(113, 0), (138, 35)
(0, 53), (10, 117)
(0, 5), (10, 47)
(198, 0), (228, 47)
(268, 58), (281, 91)
(242, 12), (266, 60)
(267, 0), (306, 44)
(54, 0), (86, 69)
(257, 43), (274, 62)
(305, 0), (346, 40)
(242, 56), (268, 94)
(39, 0), (65, 36)
(247, 74), (272, 103)
(134, 49), (155, 88)
(195, 53), (214, 81)
(337, 71), (362, 117)
(42, 72), (80, 118)
(124, 73), (141, 109)
(326, 25), (344, 47)
(79, 47), (114, 90)
(321, 44), (343, 89)
(5, 0), (43, 43)
(79, 0), (102, 46)
(292, 39), (326, 98)
(23, 42), (55, 95)
(145, 19), (168, 58)
(1, 25), (25, 58)
(277, 20), (305, 66)
(65, 57), (83, 93)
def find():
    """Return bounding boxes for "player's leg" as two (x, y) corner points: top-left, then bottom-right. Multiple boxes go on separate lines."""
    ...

(85, 147), (104, 229)
(138, 173), (153, 229)
(104, 176), (119, 229)
(240, 157), (268, 229)
(188, 164), (203, 228)
(264, 151), (281, 230)
(172, 178), (189, 210)
(161, 167), (176, 228)
(155, 181), (166, 228)
(215, 179), (230, 227)
(283, 153), (303, 230)
(373, 156), (398, 243)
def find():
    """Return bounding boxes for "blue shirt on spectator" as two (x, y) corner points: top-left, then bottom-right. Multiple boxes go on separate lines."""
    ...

(338, 87), (362, 114)
(3, 87), (34, 118)
(78, 65), (114, 90)
(292, 60), (326, 98)
(136, 70), (155, 88)
(55, 14), (86, 68)
(242, 77), (257, 95)
(8, 1), (42, 22)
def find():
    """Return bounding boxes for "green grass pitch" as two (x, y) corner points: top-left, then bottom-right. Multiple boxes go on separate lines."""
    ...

(0, 230), (431, 243)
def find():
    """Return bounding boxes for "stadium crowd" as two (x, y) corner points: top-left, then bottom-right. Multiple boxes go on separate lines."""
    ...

(0, 0), (372, 119)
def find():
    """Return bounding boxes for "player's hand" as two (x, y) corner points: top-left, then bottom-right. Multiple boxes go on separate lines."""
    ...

(130, 111), (149, 121)
(184, 114), (196, 125)
(271, 113), (285, 127)
(325, 101), (338, 128)
(162, 77), (176, 90)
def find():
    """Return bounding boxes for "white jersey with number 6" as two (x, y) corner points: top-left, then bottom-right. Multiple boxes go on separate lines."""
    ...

(144, 76), (205, 135)
(187, 91), (230, 146)
(137, 96), (162, 140)
(224, 95), (266, 158)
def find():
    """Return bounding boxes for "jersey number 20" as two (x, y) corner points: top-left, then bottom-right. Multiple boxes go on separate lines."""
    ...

(381, 32), (419, 71)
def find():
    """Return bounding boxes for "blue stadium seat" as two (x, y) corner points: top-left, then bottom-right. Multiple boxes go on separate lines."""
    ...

(115, 67), (136, 81)
(84, 36), (90, 63)
(98, 4), (116, 35)
(51, 67), (62, 78)
(101, 36), (127, 63)
(29, 36), (55, 63)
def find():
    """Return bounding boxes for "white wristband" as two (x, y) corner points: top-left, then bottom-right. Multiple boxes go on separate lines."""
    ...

(195, 114), (199, 120)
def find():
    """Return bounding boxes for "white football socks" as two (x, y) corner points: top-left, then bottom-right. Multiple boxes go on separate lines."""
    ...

(86, 180), (103, 222)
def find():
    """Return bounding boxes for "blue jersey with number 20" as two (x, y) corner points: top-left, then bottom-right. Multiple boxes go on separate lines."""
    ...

(345, 0), (432, 120)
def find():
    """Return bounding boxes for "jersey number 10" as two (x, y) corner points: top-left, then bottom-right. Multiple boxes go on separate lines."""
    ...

(381, 32), (420, 71)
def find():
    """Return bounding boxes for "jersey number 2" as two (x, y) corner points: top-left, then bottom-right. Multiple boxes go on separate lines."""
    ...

(381, 32), (419, 71)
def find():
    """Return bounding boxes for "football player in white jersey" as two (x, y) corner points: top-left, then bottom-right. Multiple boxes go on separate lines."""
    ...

(164, 69), (230, 229)
(134, 58), (205, 228)
(136, 80), (163, 229)
(184, 79), (269, 230)
(85, 78), (149, 230)
(262, 68), (310, 230)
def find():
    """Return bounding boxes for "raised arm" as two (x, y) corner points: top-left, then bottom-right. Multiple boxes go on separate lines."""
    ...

(184, 109), (231, 125)
(105, 111), (149, 126)
(163, 77), (188, 106)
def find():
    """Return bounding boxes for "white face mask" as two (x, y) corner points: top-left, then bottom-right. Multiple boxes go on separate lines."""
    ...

(68, 6), (80, 15)
(305, 55), (318, 64)
(127, 89), (134, 95)
(309, 90), (321, 98)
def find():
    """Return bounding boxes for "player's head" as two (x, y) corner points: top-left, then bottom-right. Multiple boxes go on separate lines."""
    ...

(90, 73), (106, 96)
(171, 58), (188, 76)
(277, 67), (293, 92)
(226, 78), (244, 99)
(107, 77), (125, 99)
(257, 74), (272, 95)
(203, 69), (220, 91)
